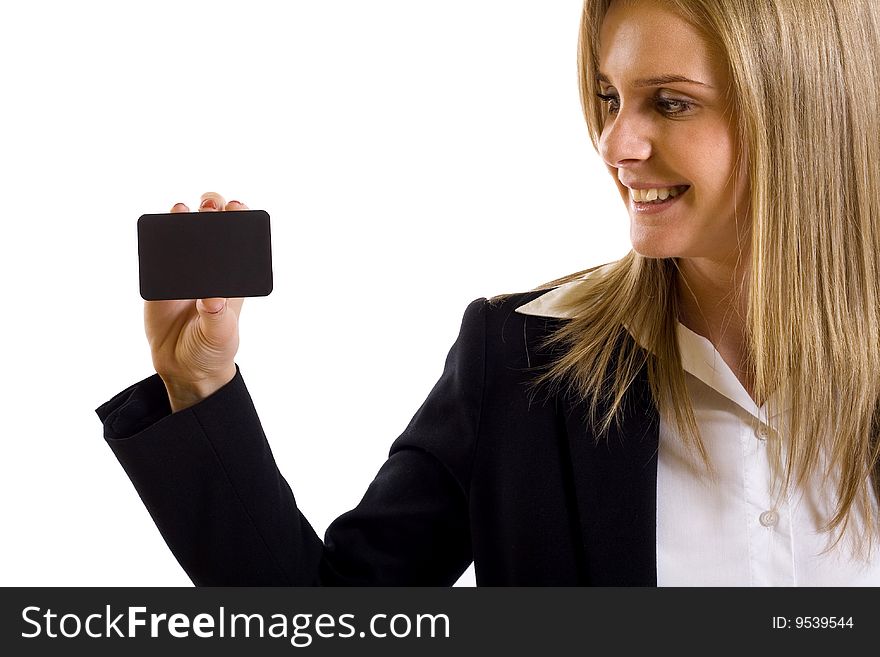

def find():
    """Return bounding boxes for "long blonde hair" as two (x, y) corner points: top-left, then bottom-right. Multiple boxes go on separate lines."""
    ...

(524, 0), (880, 554)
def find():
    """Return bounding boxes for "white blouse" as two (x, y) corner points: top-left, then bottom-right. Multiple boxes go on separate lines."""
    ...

(515, 268), (880, 586)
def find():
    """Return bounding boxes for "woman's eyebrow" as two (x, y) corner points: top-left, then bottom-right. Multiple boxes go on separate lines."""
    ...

(596, 72), (713, 88)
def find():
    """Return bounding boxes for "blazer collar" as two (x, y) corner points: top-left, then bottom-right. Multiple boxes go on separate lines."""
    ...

(514, 265), (789, 421)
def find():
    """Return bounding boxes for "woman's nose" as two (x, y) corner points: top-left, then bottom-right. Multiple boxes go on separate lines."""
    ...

(598, 108), (653, 168)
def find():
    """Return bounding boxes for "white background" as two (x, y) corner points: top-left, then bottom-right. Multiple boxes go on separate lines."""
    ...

(0, 0), (630, 586)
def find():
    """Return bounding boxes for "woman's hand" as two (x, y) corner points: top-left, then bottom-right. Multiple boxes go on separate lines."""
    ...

(144, 192), (249, 412)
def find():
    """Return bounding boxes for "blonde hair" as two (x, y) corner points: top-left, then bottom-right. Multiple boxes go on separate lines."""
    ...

(523, 0), (880, 555)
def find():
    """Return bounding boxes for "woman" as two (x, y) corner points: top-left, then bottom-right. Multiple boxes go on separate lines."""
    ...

(96, 0), (880, 585)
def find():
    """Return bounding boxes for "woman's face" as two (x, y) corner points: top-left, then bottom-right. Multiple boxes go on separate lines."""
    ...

(597, 0), (749, 263)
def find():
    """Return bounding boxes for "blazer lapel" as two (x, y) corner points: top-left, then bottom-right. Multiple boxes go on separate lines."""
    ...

(560, 353), (660, 586)
(522, 313), (660, 585)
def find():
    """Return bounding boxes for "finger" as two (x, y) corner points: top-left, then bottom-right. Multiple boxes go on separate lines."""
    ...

(199, 191), (226, 212)
(228, 296), (245, 317)
(225, 199), (249, 211)
(197, 297), (227, 315)
(170, 202), (190, 213)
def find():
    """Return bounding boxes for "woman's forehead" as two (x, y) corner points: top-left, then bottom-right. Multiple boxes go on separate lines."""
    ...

(599, 0), (725, 88)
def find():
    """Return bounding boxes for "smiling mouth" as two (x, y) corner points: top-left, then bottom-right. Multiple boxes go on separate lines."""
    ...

(629, 185), (690, 203)
(629, 185), (690, 214)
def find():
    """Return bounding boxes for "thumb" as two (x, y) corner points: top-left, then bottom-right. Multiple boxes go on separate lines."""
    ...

(197, 297), (228, 317)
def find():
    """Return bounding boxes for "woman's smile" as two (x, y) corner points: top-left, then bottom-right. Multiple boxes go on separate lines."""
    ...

(630, 185), (691, 215)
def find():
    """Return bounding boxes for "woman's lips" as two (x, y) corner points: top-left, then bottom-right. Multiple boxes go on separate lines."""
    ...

(630, 186), (690, 215)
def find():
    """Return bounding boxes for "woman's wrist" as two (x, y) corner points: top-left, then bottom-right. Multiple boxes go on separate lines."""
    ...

(161, 365), (236, 413)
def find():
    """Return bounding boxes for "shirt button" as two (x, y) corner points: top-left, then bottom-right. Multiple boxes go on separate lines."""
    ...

(756, 424), (770, 440)
(759, 509), (779, 527)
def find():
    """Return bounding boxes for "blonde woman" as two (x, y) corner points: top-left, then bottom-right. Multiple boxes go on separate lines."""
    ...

(96, 0), (880, 585)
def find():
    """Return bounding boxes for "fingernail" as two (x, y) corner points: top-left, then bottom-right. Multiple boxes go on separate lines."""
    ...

(229, 200), (245, 207)
(200, 198), (217, 210)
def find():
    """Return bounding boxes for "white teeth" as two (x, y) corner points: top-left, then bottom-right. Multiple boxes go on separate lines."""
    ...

(630, 185), (687, 202)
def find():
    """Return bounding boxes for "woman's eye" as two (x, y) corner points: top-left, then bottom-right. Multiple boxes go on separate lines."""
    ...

(655, 98), (693, 114)
(595, 92), (693, 116)
(596, 93), (620, 113)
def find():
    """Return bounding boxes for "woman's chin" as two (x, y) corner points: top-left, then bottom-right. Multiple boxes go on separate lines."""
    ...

(630, 237), (683, 260)
(632, 247), (675, 259)
(629, 219), (699, 259)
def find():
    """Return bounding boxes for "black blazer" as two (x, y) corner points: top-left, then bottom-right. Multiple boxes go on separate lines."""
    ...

(95, 289), (660, 586)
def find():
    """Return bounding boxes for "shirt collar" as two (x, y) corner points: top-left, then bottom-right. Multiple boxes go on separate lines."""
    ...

(514, 265), (789, 421)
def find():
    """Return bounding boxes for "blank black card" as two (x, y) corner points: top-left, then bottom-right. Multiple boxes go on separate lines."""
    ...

(138, 210), (273, 301)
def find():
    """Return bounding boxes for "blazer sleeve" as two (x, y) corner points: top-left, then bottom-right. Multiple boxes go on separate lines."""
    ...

(94, 298), (486, 586)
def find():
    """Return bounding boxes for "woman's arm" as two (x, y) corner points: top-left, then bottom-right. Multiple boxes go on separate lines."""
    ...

(95, 298), (486, 585)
